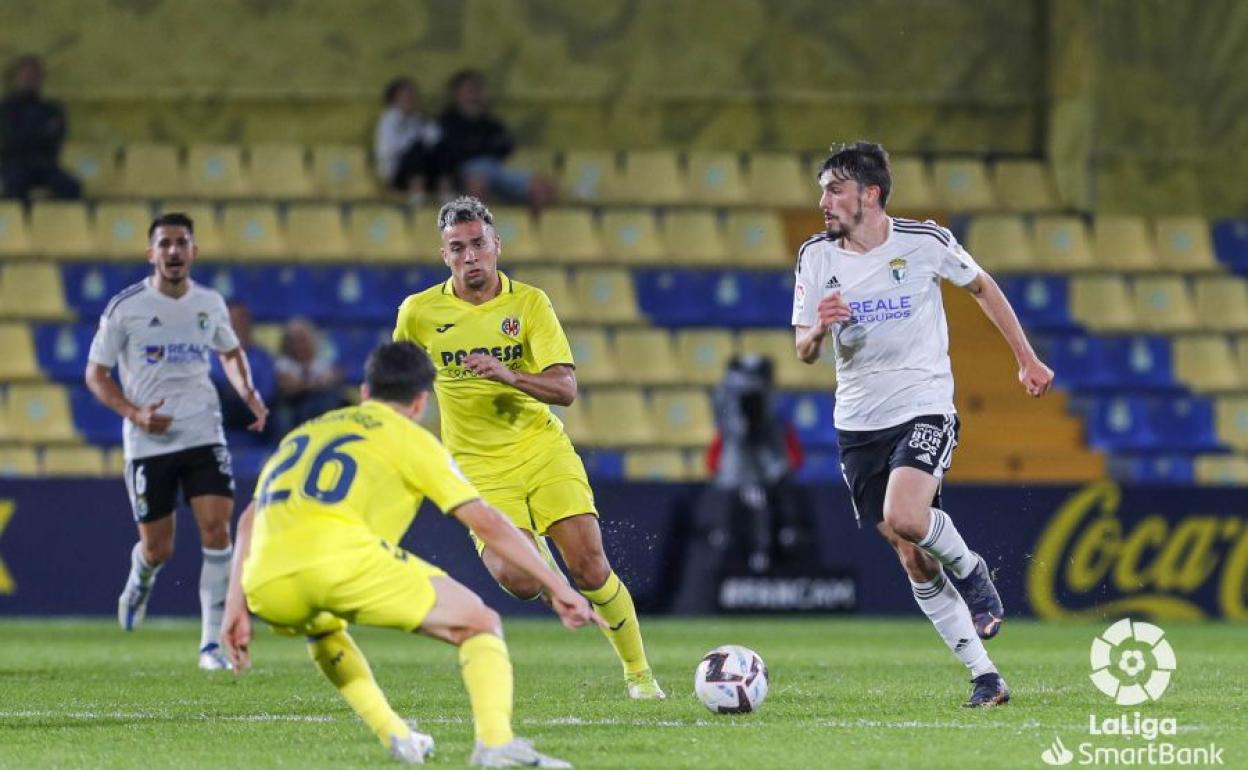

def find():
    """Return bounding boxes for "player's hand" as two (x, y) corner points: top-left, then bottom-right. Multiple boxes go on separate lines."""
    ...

(244, 391), (269, 433)
(221, 602), (253, 675)
(1019, 356), (1055, 397)
(548, 586), (607, 631)
(130, 399), (172, 434)
(463, 352), (517, 385)
(816, 292), (853, 329)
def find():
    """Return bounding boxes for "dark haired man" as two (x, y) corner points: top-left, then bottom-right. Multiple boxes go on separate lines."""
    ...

(0, 54), (81, 202)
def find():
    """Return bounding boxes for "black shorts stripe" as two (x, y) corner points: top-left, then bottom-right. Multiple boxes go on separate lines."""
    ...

(103, 281), (147, 319)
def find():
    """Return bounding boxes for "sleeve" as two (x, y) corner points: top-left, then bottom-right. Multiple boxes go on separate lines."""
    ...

(404, 427), (480, 515)
(526, 290), (574, 370)
(934, 224), (982, 287)
(392, 296), (423, 347)
(87, 311), (126, 368)
(211, 295), (240, 352)
(791, 247), (820, 327)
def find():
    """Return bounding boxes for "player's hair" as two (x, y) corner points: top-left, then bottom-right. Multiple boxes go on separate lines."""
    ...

(365, 341), (436, 403)
(383, 76), (415, 105)
(437, 195), (494, 231)
(148, 212), (195, 240)
(817, 141), (893, 208)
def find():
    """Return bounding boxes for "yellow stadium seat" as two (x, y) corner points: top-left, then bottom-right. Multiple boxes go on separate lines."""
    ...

(565, 327), (617, 385)
(1235, 336), (1248, 384)
(600, 209), (665, 264)
(1194, 275), (1248, 332)
(348, 204), (413, 263)
(408, 208), (443, 258)
(510, 267), (582, 322)
(105, 446), (127, 476)
(572, 268), (639, 323)
(992, 159), (1059, 212)
(687, 151), (746, 205)
(0, 201), (32, 256)
(1132, 276), (1198, 332)
(248, 143), (314, 199)
(537, 208), (604, 264)
(157, 202), (223, 257)
(888, 156), (936, 211)
(613, 328), (682, 385)
(286, 204), (350, 262)
(1174, 335), (1242, 393)
(586, 388), (655, 446)
(491, 206), (543, 264)
(930, 158), (995, 211)
(549, 401), (593, 446)
(745, 152), (809, 207)
(118, 143), (184, 198)
(312, 145), (376, 200)
(5, 383), (77, 442)
(93, 202), (153, 260)
(187, 144), (248, 199)
(616, 150), (687, 205)
(965, 215), (1035, 273)
(1155, 217), (1218, 273)
(1069, 276), (1137, 332)
(0, 263), (71, 320)
(1093, 216), (1158, 272)
(1194, 455), (1248, 485)
(41, 445), (109, 477)
(650, 387), (715, 447)
(1215, 397), (1248, 451)
(559, 150), (620, 204)
(736, 329), (821, 389)
(30, 201), (94, 259)
(725, 210), (787, 267)
(661, 210), (727, 265)
(62, 143), (119, 197)
(624, 448), (690, 481)
(0, 323), (40, 381)
(1033, 216), (1095, 272)
(674, 329), (735, 385)
(222, 204), (288, 260)
(509, 147), (557, 177)
(0, 447), (38, 477)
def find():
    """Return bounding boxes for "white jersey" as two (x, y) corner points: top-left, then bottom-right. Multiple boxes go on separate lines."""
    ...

(791, 217), (981, 432)
(88, 278), (239, 460)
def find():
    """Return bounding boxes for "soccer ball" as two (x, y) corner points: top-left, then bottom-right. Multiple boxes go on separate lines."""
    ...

(693, 644), (769, 714)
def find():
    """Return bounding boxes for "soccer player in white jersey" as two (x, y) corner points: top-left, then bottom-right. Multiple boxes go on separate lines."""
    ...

(792, 142), (1054, 707)
(85, 212), (269, 671)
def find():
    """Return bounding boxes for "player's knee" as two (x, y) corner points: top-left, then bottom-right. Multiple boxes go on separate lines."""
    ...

(882, 503), (926, 543)
(499, 572), (543, 602)
(143, 540), (173, 565)
(455, 606), (502, 644)
(566, 552), (610, 591)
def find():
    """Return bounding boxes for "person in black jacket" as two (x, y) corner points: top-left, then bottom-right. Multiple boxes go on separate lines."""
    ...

(0, 55), (81, 203)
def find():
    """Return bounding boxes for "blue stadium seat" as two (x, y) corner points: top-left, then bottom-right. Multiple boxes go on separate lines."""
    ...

(62, 264), (146, 318)
(1150, 396), (1222, 453)
(1040, 333), (1118, 390)
(635, 269), (716, 327)
(1212, 219), (1248, 272)
(707, 271), (792, 328)
(1108, 455), (1195, 485)
(1086, 396), (1160, 453)
(326, 326), (391, 381)
(795, 449), (842, 483)
(70, 386), (122, 446)
(306, 267), (389, 324)
(581, 448), (625, 481)
(230, 445), (275, 478)
(230, 266), (317, 321)
(773, 391), (837, 450)
(33, 323), (96, 382)
(372, 266), (440, 312)
(999, 275), (1075, 332)
(1102, 335), (1177, 392)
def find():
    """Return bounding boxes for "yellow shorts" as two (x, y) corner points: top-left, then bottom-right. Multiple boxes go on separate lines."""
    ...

(244, 539), (447, 637)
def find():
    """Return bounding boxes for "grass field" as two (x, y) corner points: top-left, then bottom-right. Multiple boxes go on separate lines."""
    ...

(1, 617), (1243, 769)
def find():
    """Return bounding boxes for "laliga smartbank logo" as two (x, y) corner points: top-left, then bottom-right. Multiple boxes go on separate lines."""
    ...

(1089, 618), (1175, 705)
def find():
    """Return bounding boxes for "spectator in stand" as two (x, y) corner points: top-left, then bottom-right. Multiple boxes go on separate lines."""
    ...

(274, 318), (347, 434)
(0, 54), (82, 203)
(374, 76), (441, 203)
(212, 302), (277, 444)
(432, 69), (554, 208)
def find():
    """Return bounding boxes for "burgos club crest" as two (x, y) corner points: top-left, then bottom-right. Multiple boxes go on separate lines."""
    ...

(197, 311), (210, 331)
(889, 258), (907, 284)
(501, 317), (520, 337)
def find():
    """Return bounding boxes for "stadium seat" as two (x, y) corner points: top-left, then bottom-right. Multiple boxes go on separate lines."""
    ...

(61, 263), (146, 318)
(1086, 396), (1160, 453)
(1044, 334), (1177, 392)
(586, 388), (655, 446)
(157, 202), (224, 256)
(1156, 216), (1218, 273)
(559, 150), (620, 203)
(509, 267), (581, 322)
(548, 401), (592, 447)
(1070, 276), (1138, 331)
(965, 215), (1035, 273)
(0, 323), (40, 381)
(774, 391), (838, 449)
(613, 328), (683, 385)
(0, 201), (32, 256)
(31, 323), (94, 382)
(1033, 216), (1095, 272)
(1103, 335), (1177, 391)
(687, 151), (746, 205)
(0, 263), (72, 320)
(1151, 396), (1221, 452)
(674, 329), (736, 385)
(1193, 275), (1248, 331)
(508, 147), (557, 177)
(737, 329), (820, 389)
(600, 209), (665, 264)
(796, 449), (842, 483)
(634, 269), (716, 327)
(118, 143), (183, 198)
(186, 144), (248, 198)
(312, 145), (375, 200)
(1174, 335), (1243, 393)
(41, 445), (109, 477)
(565, 327), (618, 385)
(1110, 455), (1195, 485)
(1040, 333), (1116, 391)
(1214, 396), (1248, 451)
(992, 159), (1059, 212)
(572, 268), (639, 323)
(745, 152), (808, 207)
(617, 150), (687, 205)
(930, 158), (995, 211)
(999, 275), (1075, 332)
(650, 388), (715, 447)
(1131, 276), (1198, 332)
(623, 449), (690, 481)
(1093, 216), (1158, 272)
(248, 143), (314, 199)
(307, 267), (388, 323)
(93, 202), (153, 260)
(30, 201), (94, 259)
(407, 208), (443, 257)
(709, 270), (791, 328)
(222, 203), (288, 260)
(62, 142), (119, 197)
(491, 206), (543, 264)
(286, 204), (350, 262)
(888, 156), (936, 211)
(1194, 455), (1248, 485)
(0, 447), (38, 477)
(536, 208), (604, 264)
(1212, 218), (1248, 272)
(725, 211), (787, 267)
(325, 326), (391, 381)
(661, 210), (727, 265)
(348, 204), (413, 263)
(5, 383), (78, 443)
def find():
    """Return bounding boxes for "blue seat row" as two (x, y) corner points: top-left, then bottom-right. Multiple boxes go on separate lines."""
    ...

(1082, 395), (1222, 454)
(1213, 219), (1248, 272)
(635, 269), (794, 327)
(1037, 332), (1178, 392)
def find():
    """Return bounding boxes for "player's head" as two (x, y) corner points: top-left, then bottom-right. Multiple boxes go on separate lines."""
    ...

(146, 212), (197, 284)
(817, 141), (892, 238)
(448, 69), (488, 117)
(383, 76), (419, 112)
(6, 54), (44, 94)
(438, 195), (501, 293)
(362, 341), (436, 420)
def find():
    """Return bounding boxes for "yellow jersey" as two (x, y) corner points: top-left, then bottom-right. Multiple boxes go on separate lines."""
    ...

(243, 400), (479, 588)
(393, 272), (574, 463)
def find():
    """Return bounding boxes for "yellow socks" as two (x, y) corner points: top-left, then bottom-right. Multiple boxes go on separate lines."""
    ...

(308, 630), (408, 746)
(459, 633), (515, 747)
(581, 571), (650, 675)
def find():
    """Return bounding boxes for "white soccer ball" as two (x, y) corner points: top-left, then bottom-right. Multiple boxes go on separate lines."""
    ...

(693, 644), (769, 714)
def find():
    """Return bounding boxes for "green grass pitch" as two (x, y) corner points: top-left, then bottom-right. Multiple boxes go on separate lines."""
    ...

(1, 618), (1244, 769)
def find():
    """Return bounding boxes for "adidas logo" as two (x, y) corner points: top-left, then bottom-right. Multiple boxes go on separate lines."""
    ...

(954, 638), (970, 652)
(825, 276), (841, 289)
(148, 316), (162, 327)
(915, 452), (933, 465)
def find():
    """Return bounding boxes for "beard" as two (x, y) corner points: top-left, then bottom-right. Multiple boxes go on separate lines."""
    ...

(825, 199), (864, 239)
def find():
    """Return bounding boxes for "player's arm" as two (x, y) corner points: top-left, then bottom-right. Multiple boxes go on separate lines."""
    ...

(218, 346), (269, 432)
(451, 499), (604, 630)
(963, 270), (1054, 397)
(461, 357), (576, 406)
(84, 362), (171, 434)
(794, 293), (852, 363)
(221, 501), (257, 673)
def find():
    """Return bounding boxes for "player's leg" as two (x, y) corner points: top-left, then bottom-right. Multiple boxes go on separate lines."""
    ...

(472, 479), (559, 601)
(118, 454), (177, 630)
(185, 445), (238, 669)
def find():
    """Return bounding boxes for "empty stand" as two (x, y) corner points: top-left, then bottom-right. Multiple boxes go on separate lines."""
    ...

(1093, 216), (1158, 272)
(118, 143), (183, 198)
(565, 327), (618, 385)
(1070, 275), (1138, 331)
(5, 383), (78, 443)
(585, 388), (655, 446)
(725, 211), (787, 267)
(30, 201), (94, 259)
(0, 323), (40, 381)
(93, 202), (153, 260)
(187, 144), (248, 198)
(600, 209), (665, 264)
(41, 445), (109, 477)
(0, 263), (72, 320)
(0, 201), (32, 257)
(1193, 275), (1248, 331)
(661, 210), (727, 265)
(559, 150), (620, 203)
(888, 156), (936, 210)
(286, 204), (350, 261)
(613, 328), (683, 385)
(222, 203), (288, 260)
(572, 268), (639, 323)
(248, 143), (314, 199)
(745, 152), (808, 207)
(536, 208), (604, 263)
(1156, 216), (1218, 273)
(1131, 276), (1198, 333)
(312, 145), (376, 200)
(624, 449), (690, 481)
(991, 159), (1059, 212)
(650, 388), (715, 447)
(62, 143), (119, 198)
(930, 158), (995, 211)
(687, 151), (746, 205)
(491, 206), (543, 263)
(674, 329), (736, 385)
(1033, 216), (1095, 272)
(617, 150), (687, 205)
(965, 215), (1034, 273)
(348, 204), (413, 263)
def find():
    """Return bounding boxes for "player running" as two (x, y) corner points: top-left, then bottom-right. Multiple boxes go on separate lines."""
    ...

(792, 142), (1054, 707)
(393, 196), (664, 700)
(221, 341), (598, 767)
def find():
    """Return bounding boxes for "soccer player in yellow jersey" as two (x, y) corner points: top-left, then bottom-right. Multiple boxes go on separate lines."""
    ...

(220, 342), (600, 768)
(393, 196), (665, 700)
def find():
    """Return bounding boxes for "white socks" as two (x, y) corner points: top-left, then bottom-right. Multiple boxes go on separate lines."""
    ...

(129, 541), (163, 587)
(199, 546), (232, 649)
(917, 508), (975, 580)
(911, 574), (996, 677)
